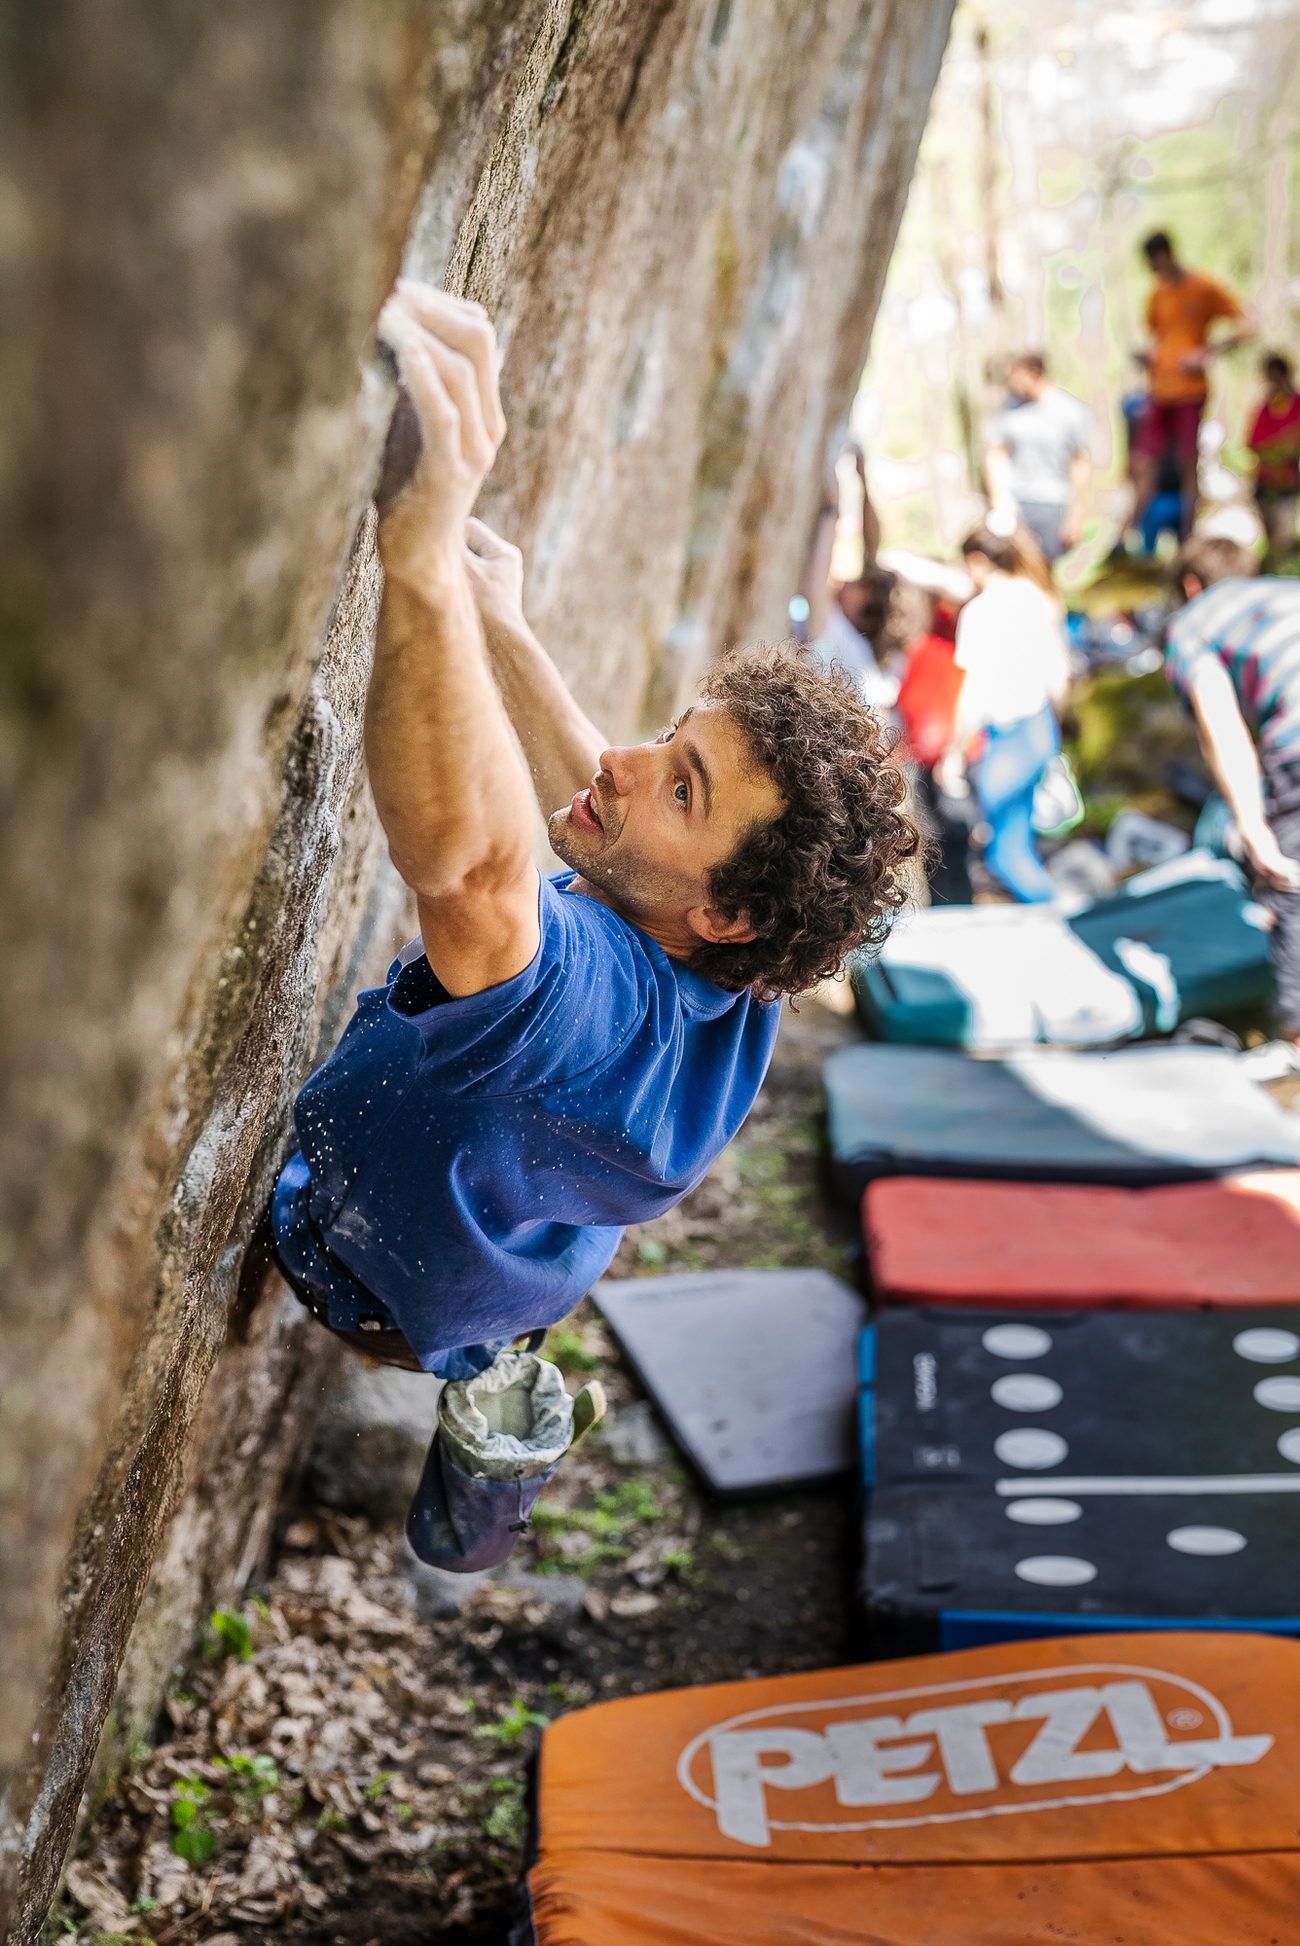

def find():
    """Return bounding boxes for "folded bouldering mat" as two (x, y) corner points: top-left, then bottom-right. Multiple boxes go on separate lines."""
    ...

(1069, 867), (1273, 1036)
(850, 854), (1273, 1049)
(824, 1042), (1300, 1201)
(517, 1630), (1300, 1945)
(851, 902), (1143, 1048)
(595, 1268), (865, 1495)
(859, 1308), (1300, 1655)
(865, 1173), (1300, 1308)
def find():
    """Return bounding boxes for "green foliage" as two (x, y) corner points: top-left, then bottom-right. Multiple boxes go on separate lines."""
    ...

(363, 1770), (395, 1800)
(593, 1477), (662, 1523)
(170, 1779), (215, 1861)
(543, 1325), (601, 1372)
(473, 1698), (550, 1746)
(213, 1753), (279, 1802)
(660, 1546), (695, 1572)
(206, 1608), (253, 1660)
(315, 1808), (350, 1833)
(482, 1778), (528, 1846)
(635, 1237), (668, 1267)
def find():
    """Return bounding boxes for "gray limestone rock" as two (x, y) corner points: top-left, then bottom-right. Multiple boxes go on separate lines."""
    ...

(306, 1362), (443, 1522)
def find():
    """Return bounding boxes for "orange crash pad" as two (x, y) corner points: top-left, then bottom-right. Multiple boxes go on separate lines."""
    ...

(523, 1631), (1298, 1945)
(865, 1171), (1300, 1307)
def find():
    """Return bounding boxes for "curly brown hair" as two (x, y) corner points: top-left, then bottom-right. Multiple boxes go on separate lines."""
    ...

(687, 642), (919, 1000)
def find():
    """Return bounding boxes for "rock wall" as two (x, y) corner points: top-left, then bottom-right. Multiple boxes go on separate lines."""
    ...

(0, 0), (953, 1933)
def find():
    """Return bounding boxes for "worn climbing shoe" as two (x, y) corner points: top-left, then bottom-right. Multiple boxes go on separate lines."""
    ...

(406, 1350), (605, 1572)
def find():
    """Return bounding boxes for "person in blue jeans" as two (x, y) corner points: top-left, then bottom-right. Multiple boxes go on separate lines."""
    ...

(266, 282), (919, 1401)
(935, 519), (1070, 902)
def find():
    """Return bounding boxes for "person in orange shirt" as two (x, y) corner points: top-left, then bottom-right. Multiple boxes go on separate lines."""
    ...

(1132, 231), (1256, 544)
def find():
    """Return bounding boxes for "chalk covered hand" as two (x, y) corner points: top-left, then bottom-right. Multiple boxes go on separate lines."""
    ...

(463, 515), (526, 638)
(375, 280), (506, 588)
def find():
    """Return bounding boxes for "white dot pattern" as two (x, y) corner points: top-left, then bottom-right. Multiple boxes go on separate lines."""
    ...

(994, 1428), (1068, 1470)
(991, 1374), (1063, 1413)
(1234, 1328), (1300, 1364)
(1014, 1555), (1097, 1587)
(1166, 1526), (1247, 1556)
(982, 1324), (1053, 1360)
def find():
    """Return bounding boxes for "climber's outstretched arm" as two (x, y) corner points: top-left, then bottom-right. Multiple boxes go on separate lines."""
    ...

(367, 282), (540, 998)
(463, 517), (608, 812)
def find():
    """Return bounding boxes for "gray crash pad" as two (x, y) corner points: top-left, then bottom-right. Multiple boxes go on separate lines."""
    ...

(824, 1042), (1300, 1200)
(594, 1268), (866, 1496)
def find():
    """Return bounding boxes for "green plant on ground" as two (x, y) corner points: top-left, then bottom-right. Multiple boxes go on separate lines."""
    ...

(315, 1808), (350, 1833)
(205, 1608), (253, 1660)
(473, 1699), (550, 1746)
(482, 1778), (528, 1846)
(170, 1779), (215, 1861)
(593, 1477), (662, 1524)
(660, 1546), (694, 1572)
(543, 1325), (601, 1372)
(635, 1237), (668, 1267)
(362, 1770), (394, 1800)
(213, 1753), (279, 1805)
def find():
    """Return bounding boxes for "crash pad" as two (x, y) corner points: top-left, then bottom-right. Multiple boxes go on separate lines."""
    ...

(851, 901), (1142, 1048)
(823, 1043), (1300, 1200)
(860, 1308), (1300, 1654)
(1068, 870), (1274, 1035)
(865, 1173), (1300, 1307)
(595, 1268), (866, 1495)
(850, 852), (1273, 1050)
(519, 1631), (1300, 1945)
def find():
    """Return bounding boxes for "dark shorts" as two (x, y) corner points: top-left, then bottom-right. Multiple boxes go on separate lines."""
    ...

(1134, 398), (1202, 464)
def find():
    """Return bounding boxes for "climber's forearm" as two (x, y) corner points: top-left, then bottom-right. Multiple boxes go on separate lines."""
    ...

(1189, 658), (1268, 845)
(480, 610), (609, 812)
(367, 557), (536, 903)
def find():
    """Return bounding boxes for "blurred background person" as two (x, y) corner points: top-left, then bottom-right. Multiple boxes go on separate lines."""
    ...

(1247, 352), (1300, 568)
(1132, 230), (1256, 544)
(895, 592), (972, 904)
(984, 351), (1092, 564)
(1164, 534), (1300, 1041)
(1120, 353), (1184, 559)
(800, 444), (899, 709)
(935, 518), (1069, 903)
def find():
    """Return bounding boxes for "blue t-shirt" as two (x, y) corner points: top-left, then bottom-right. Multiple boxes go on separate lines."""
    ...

(271, 871), (779, 1374)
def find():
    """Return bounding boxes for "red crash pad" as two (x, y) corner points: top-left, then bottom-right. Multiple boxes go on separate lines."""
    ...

(865, 1172), (1300, 1307)
(524, 1631), (1300, 1944)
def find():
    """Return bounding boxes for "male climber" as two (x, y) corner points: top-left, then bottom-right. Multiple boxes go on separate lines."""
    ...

(268, 284), (915, 1531)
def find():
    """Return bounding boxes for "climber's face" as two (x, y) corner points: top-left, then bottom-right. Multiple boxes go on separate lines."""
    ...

(547, 703), (782, 955)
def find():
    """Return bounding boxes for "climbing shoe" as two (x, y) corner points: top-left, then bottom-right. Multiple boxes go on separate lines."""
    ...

(406, 1348), (605, 1573)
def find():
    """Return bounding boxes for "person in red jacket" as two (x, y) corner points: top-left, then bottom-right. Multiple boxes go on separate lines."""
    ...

(1247, 352), (1300, 566)
(895, 600), (972, 904)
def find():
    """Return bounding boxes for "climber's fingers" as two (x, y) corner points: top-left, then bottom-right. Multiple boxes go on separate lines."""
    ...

(395, 280), (506, 451)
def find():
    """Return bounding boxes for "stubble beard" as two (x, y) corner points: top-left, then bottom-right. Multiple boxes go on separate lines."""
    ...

(547, 806), (686, 925)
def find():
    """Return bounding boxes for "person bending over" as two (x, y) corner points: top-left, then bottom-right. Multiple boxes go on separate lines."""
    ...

(269, 283), (917, 1393)
(1164, 535), (1300, 1041)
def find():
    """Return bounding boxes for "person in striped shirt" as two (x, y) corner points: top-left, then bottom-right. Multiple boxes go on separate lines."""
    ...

(1164, 534), (1300, 1037)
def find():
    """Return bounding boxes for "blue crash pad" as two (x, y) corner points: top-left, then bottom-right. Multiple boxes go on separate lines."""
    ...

(824, 1042), (1300, 1199)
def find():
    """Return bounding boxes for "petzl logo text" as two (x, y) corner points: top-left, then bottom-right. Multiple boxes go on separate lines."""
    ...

(676, 1662), (1272, 1848)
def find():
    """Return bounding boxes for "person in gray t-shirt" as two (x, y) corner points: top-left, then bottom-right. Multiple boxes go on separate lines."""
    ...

(984, 353), (1093, 562)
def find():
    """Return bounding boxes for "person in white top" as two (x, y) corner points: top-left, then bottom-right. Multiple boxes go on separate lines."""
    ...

(800, 445), (899, 712)
(935, 518), (1070, 902)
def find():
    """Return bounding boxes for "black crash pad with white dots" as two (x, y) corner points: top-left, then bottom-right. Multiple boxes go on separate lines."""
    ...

(858, 1308), (1300, 1656)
